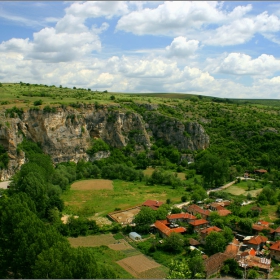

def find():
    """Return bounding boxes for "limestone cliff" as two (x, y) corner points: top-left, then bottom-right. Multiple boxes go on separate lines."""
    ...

(0, 104), (210, 180)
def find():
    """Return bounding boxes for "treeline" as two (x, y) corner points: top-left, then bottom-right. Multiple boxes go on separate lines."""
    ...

(0, 140), (120, 278)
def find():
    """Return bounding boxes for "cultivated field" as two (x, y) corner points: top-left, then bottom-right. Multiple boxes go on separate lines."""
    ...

(71, 179), (113, 190)
(116, 254), (167, 279)
(68, 233), (116, 247)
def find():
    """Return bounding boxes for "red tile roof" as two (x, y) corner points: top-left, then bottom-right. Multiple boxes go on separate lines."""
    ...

(200, 226), (222, 235)
(189, 219), (208, 226)
(167, 213), (196, 220)
(252, 224), (274, 234)
(187, 204), (211, 216)
(189, 238), (200, 246)
(204, 253), (229, 277)
(270, 240), (280, 251)
(224, 238), (240, 257)
(217, 209), (232, 216)
(255, 169), (267, 173)
(274, 227), (280, 233)
(246, 235), (268, 245)
(142, 200), (163, 210)
(154, 220), (186, 237)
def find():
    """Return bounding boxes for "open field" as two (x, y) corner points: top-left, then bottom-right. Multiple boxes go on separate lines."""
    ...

(116, 254), (167, 279)
(68, 233), (116, 247)
(223, 181), (265, 197)
(109, 206), (141, 224)
(71, 179), (113, 190)
(61, 179), (187, 218)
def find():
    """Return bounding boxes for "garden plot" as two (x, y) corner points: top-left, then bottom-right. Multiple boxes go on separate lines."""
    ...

(116, 254), (163, 279)
(68, 233), (115, 247)
(71, 179), (113, 190)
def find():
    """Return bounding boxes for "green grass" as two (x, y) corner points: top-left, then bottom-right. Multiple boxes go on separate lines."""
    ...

(87, 245), (134, 279)
(224, 180), (265, 197)
(61, 179), (188, 218)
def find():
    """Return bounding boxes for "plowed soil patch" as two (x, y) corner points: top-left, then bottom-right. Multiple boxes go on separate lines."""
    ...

(71, 179), (113, 190)
(108, 240), (134, 251)
(68, 234), (115, 247)
(116, 254), (161, 278)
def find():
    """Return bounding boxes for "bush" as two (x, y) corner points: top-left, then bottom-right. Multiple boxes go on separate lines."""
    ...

(34, 100), (43, 106)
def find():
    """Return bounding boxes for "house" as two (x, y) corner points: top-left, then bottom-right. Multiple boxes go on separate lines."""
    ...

(153, 220), (186, 238)
(204, 252), (230, 278)
(209, 203), (225, 211)
(243, 235), (268, 251)
(189, 219), (209, 232)
(200, 226), (222, 244)
(186, 204), (211, 220)
(166, 213), (196, 224)
(274, 227), (280, 238)
(252, 222), (274, 237)
(217, 209), (232, 217)
(142, 200), (164, 210)
(188, 238), (201, 246)
(270, 240), (280, 261)
(224, 238), (240, 258)
(129, 232), (142, 241)
(237, 255), (271, 275)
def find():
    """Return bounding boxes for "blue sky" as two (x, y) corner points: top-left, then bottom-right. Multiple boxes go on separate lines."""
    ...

(1, 1), (280, 98)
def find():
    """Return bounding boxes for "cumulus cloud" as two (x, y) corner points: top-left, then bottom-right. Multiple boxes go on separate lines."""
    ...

(210, 53), (280, 76)
(166, 36), (199, 58)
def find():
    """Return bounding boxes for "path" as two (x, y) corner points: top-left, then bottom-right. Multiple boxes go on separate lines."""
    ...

(207, 180), (236, 195)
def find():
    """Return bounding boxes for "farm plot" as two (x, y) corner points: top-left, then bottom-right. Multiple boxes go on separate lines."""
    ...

(224, 185), (262, 197)
(68, 233), (115, 247)
(71, 179), (113, 190)
(116, 254), (164, 279)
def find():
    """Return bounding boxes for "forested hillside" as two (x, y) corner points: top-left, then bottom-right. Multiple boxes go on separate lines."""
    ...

(1, 82), (280, 278)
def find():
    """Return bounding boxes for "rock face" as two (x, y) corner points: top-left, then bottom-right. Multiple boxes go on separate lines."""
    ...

(0, 104), (210, 180)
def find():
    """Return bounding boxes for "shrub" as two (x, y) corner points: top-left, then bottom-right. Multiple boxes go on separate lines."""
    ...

(34, 100), (43, 106)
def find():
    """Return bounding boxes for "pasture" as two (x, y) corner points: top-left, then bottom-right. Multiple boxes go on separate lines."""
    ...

(223, 180), (264, 197)
(71, 179), (113, 191)
(61, 179), (187, 218)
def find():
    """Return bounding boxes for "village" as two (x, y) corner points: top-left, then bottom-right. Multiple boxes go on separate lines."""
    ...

(108, 195), (280, 279)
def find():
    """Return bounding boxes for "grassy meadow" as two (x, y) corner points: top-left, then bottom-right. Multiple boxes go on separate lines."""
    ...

(61, 178), (188, 218)
(223, 180), (265, 197)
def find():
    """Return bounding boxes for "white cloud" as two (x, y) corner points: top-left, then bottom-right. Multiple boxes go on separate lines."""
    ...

(210, 53), (280, 76)
(116, 2), (252, 36)
(65, 1), (129, 19)
(166, 36), (199, 58)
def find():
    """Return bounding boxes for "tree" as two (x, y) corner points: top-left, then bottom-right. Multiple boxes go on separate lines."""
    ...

(167, 259), (191, 279)
(205, 231), (227, 255)
(189, 253), (205, 278)
(239, 218), (253, 234)
(247, 269), (259, 279)
(134, 207), (156, 233)
(164, 232), (184, 253)
(223, 226), (234, 244)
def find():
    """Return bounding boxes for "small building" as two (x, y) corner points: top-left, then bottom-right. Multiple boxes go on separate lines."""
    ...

(274, 227), (280, 238)
(167, 213), (196, 224)
(129, 232), (142, 241)
(243, 235), (268, 251)
(153, 220), (186, 238)
(188, 238), (201, 247)
(270, 240), (280, 261)
(186, 204), (211, 220)
(142, 200), (164, 210)
(204, 252), (230, 278)
(224, 238), (240, 258)
(217, 209), (232, 217)
(189, 219), (209, 232)
(200, 226), (222, 244)
(255, 169), (268, 174)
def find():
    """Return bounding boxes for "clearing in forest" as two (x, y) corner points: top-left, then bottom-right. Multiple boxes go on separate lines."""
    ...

(71, 179), (113, 190)
(116, 254), (167, 279)
(68, 233), (116, 247)
(224, 185), (262, 197)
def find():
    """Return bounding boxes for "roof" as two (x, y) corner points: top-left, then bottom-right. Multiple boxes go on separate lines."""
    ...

(189, 219), (208, 226)
(224, 238), (240, 257)
(246, 235), (268, 245)
(154, 220), (186, 237)
(251, 206), (262, 211)
(252, 224), (274, 234)
(189, 238), (201, 246)
(217, 209), (232, 216)
(274, 227), (280, 233)
(255, 169), (267, 173)
(142, 200), (164, 210)
(270, 240), (280, 251)
(187, 204), (211, 216)
(167, 213), (196, 220)
(129, 232), (141, 238)
(204, 253), (229, 275)
(258, 220), (269, 227)
(201, 226), (222, 235)
(210, 203), (225, 210)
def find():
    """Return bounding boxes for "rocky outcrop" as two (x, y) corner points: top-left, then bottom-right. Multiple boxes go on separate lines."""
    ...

(0, 104), (210, 180)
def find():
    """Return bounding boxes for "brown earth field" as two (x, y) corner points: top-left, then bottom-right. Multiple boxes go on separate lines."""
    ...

(71, 179), (113, 190)
(116, 254), (167, 279)
(68, 233), (116, 247)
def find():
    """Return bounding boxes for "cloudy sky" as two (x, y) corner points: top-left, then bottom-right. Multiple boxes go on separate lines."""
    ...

(1, 1), (280, 98)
